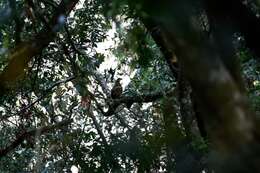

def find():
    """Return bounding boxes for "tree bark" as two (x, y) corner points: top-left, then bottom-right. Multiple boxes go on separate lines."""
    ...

(0, 0), (79, 95)
(132, 0), (260, 171)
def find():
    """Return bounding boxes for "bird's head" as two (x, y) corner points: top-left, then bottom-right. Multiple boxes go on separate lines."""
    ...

(115, 78), (122, 84)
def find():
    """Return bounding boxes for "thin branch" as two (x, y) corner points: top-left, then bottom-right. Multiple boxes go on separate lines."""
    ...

(87, 108), (109, 147)
(86, 107), (120, 169)
(18, 76), (76, 115)
(0, 119), (72, 158)
(0, 76), (75, 123)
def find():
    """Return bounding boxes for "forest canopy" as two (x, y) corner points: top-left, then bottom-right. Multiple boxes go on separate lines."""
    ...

(0, 0), (260, 172)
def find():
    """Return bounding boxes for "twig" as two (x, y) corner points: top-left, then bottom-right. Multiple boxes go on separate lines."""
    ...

(0, 119), (72, 158)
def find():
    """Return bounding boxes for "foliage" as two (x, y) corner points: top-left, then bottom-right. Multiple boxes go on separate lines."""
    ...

(0, 0), (260, 172)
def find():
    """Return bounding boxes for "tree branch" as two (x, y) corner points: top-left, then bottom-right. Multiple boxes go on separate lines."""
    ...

(18, 76), (76, 114)
(104, 87), (175, 116)
(0, 0), (79, 95)
(0, 119), (72, 158)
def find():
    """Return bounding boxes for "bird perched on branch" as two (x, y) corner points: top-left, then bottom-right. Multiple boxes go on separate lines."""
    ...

(111, 78), (122, 99)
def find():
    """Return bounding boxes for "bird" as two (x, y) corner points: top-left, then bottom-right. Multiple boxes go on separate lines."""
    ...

(111, 78), (123, 99)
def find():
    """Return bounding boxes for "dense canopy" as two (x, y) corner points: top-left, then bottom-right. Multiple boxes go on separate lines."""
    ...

(0, 0), (260, 172)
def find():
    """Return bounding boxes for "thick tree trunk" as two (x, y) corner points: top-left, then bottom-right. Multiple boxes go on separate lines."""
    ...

(0, 0), (80, 95)
(142, 17), (207, 140)
(142, 19), (179, 78)
(132, 0), (260, 171)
